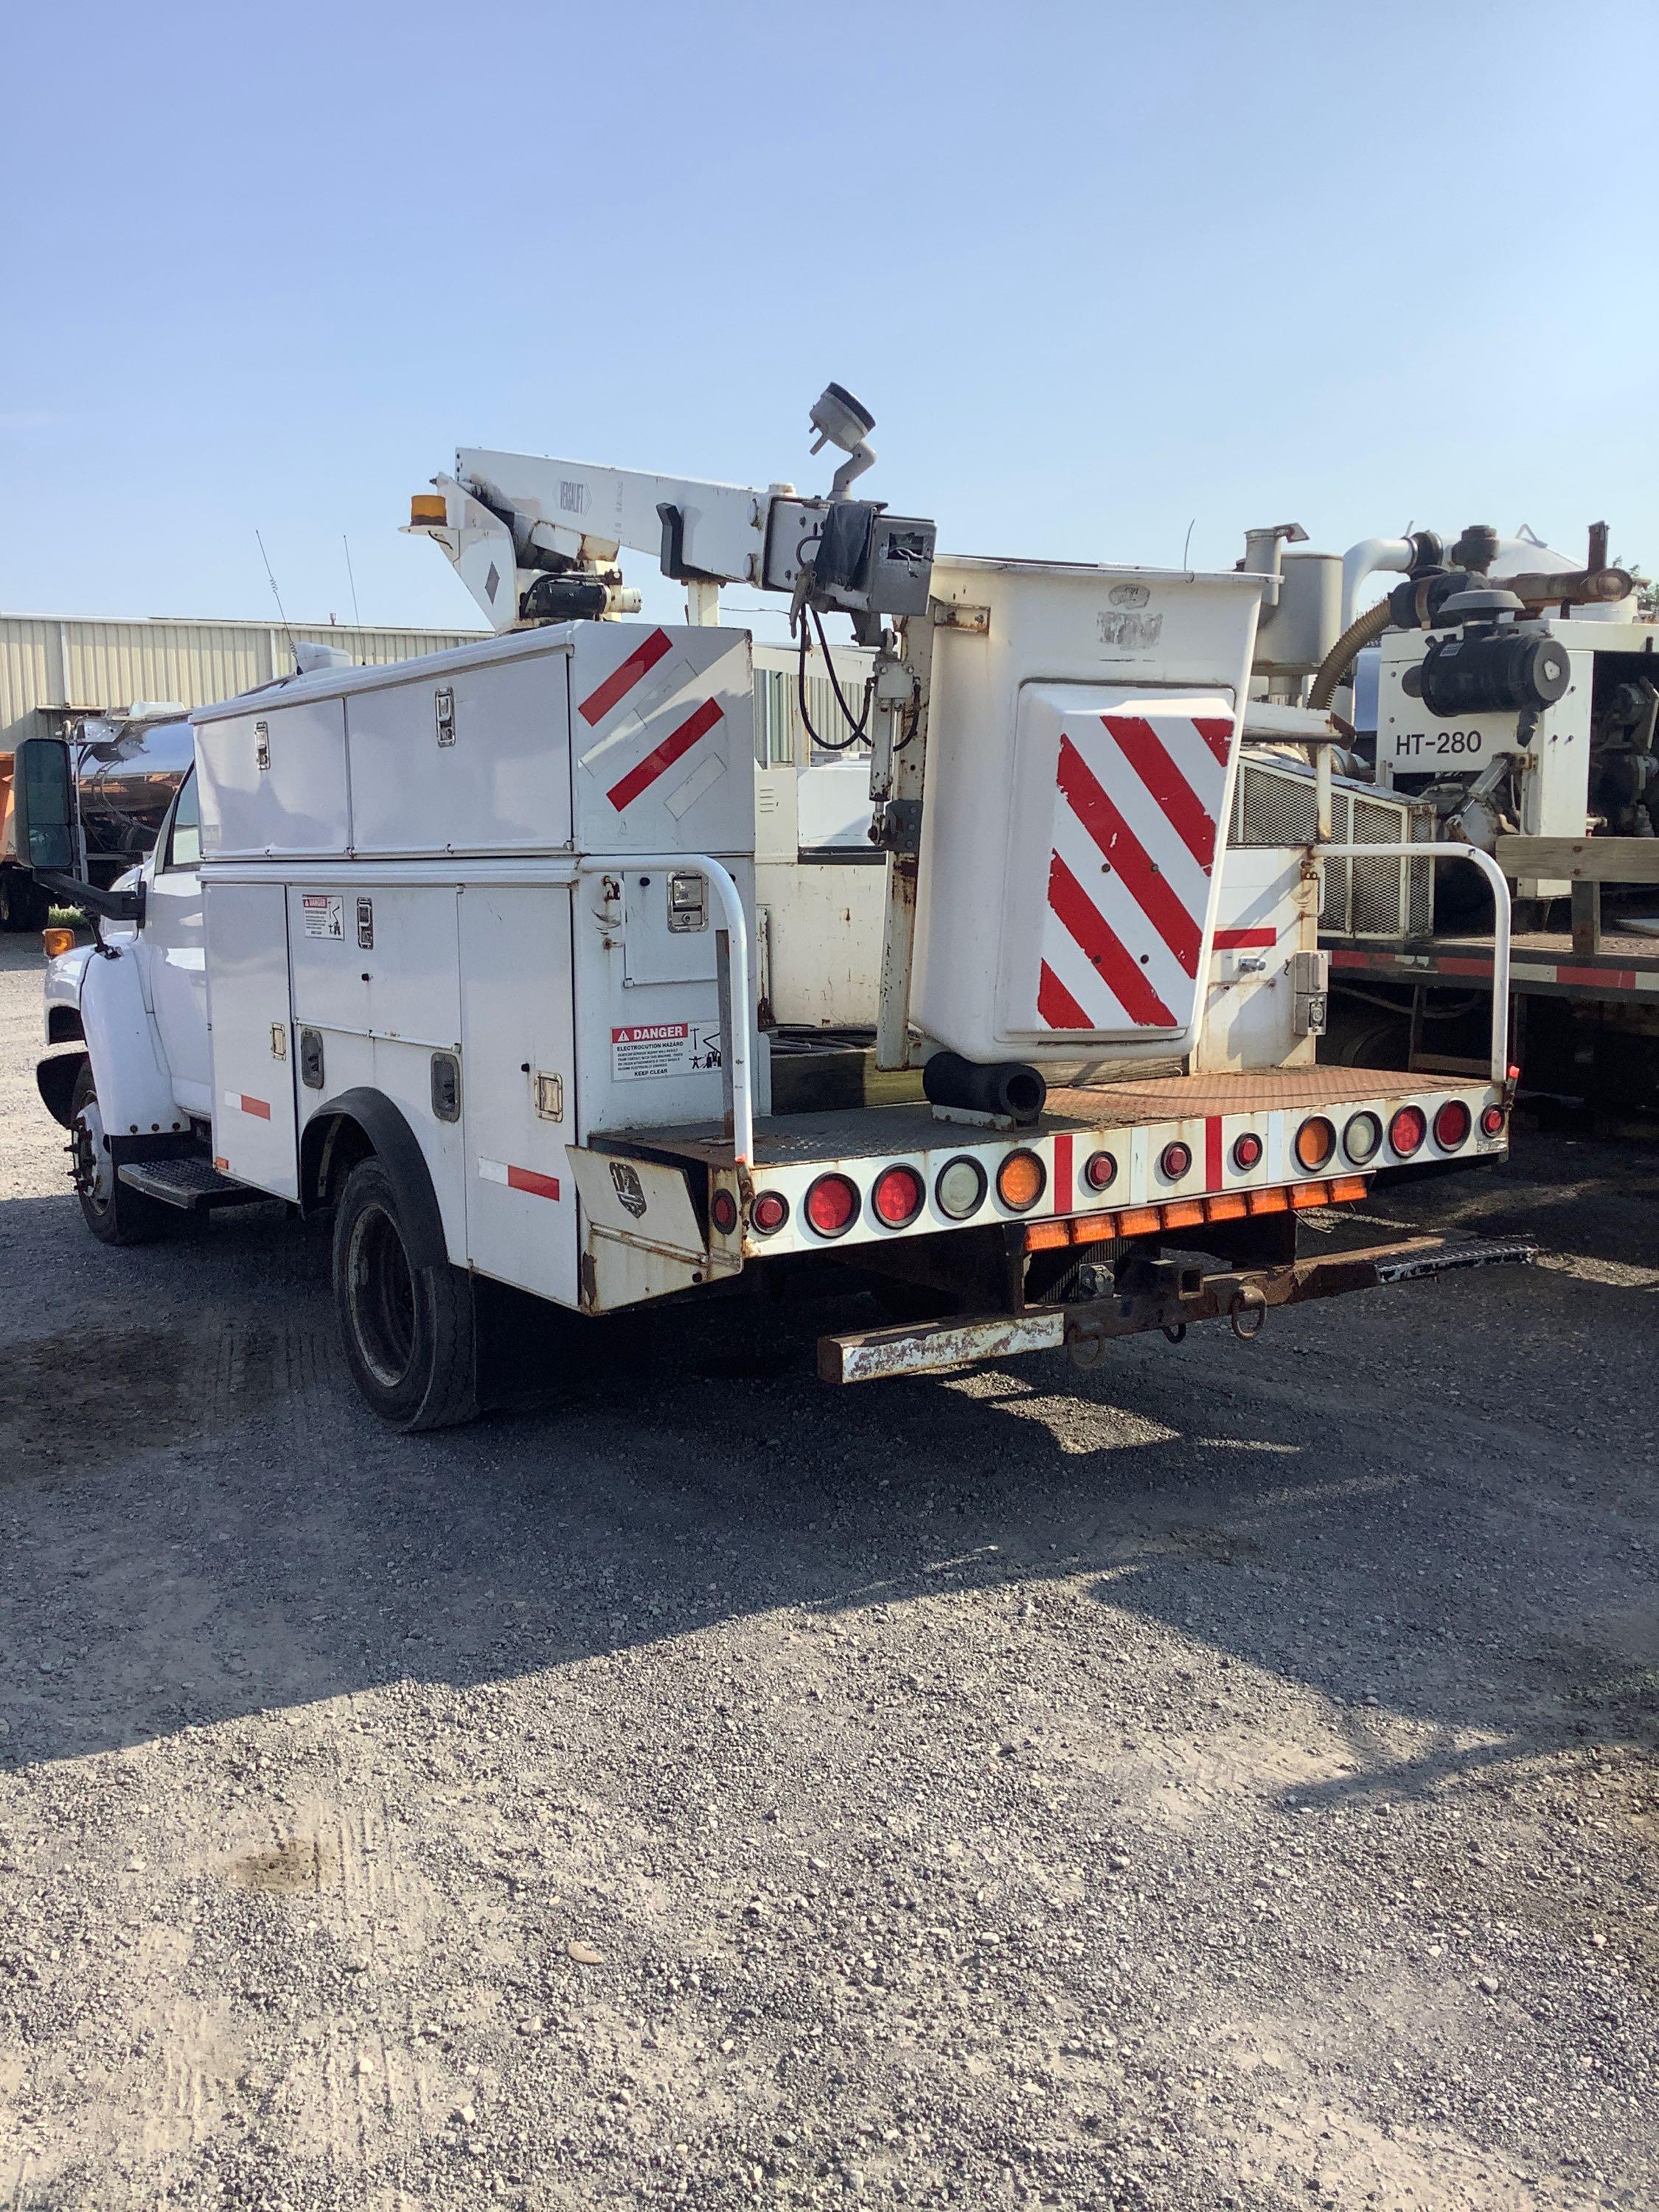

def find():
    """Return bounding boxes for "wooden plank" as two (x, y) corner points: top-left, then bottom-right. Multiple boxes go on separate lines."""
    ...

(1498, 835), (1659, 884)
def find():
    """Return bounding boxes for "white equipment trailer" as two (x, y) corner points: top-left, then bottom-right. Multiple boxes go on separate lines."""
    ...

(19, 389), (1533, 1430)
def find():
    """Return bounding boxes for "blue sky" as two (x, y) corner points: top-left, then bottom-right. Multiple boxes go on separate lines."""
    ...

(4, 0), (1655, 639)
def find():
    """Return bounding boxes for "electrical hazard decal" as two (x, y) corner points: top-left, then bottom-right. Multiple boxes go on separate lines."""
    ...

(610, 1021), (722, 1082)
(301, 894), (344, 940)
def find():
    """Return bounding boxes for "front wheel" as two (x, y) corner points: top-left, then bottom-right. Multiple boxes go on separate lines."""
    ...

(69, 1062), (169, 1246)
(332, 1156), (479, 1431)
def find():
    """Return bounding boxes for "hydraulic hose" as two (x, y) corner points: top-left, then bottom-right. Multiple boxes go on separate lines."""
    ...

(1309, 596), (1395, 712)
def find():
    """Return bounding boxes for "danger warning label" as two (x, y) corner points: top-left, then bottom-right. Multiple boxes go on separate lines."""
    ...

(611, 1021), (722, 1082)
(301, 894), (344, 940)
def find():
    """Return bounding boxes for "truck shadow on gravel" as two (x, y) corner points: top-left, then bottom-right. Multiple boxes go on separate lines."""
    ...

(0, 1178), (1653, 1889)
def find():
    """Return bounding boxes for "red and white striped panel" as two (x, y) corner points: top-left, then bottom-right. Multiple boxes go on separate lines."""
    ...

(1034, 700), (1237, 1039)
(572, 626), (726, 816)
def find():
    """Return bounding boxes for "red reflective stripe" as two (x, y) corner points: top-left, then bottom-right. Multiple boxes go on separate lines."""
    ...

(1037, 960), (1093, 1029)
(1053, 1131), (1074, 1214)
(1214, 926), (1275, 949)
(1047, 852), (1178, 1028)
(506, 1165), (561, 1201)
(1102, 714), (1218, 869)
(1193, 715), (1236, 766)
(1205, 1115), (1222, 1189)
(1557, 964), (1636, 990)
(606, 696), (723, 813)
(1057, 735), (1201, 972)
(240, 1096), (271, 1120)
(577, 627), (673, 726)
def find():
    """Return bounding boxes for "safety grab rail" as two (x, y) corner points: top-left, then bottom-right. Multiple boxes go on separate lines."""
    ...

(580, 854), (754, 1168)
(1313, 842), (1512, 1085)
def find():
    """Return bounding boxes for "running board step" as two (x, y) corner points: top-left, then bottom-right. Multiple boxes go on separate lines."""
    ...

(117, 1158), (266, 1211)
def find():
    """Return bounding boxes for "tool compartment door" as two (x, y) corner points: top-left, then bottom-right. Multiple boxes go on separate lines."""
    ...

(1001, 686), (1239, 1046)
(204, 880), (299, 1197)
(458, 884), (580, 1307)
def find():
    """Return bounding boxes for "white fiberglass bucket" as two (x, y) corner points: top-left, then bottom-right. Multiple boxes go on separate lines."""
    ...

(911, 556), (1266, 1070)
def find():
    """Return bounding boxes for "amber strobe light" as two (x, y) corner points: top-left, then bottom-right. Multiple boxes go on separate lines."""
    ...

(804, 1173), (860, 1237)
(1389, 1105), (1427, 1157)
(995, 1150), (1046, 1212)
(1433, 1100), (1472, 1150)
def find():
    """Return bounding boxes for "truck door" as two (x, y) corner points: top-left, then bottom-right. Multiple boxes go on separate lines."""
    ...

(143, 768), (212, 1116)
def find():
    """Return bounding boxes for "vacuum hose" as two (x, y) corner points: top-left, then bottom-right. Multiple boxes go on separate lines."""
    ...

(1309, 597), (1395, 712)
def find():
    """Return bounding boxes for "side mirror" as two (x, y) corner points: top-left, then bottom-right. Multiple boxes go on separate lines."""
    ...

(12, 735), (145, 923)
(13, 737), (76, 874)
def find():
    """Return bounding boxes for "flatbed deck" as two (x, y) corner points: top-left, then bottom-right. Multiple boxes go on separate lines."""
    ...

(595, 1064), (1479, 1171)
(1328, 928), (1659, 1001)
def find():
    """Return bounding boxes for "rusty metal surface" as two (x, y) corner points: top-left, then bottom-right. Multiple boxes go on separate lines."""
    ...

(602, 1062), (1482, 1172)
(819, 1232), (1537, 1383)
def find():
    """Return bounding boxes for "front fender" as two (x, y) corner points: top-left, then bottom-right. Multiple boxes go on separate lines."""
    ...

(78, 944), (187, 1138)
(44, 942), (93, 1044)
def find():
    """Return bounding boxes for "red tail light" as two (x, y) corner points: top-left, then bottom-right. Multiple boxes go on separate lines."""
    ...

(1480, 1104), (1506, 1138)
(1159, 1141), (1192, 1180)
(1231, 1132), (1263, 1170)
(1389, 1105), (1427, 1158)
(710, 1190), (739, 1234)
(1084, 1149), (1118, 1192)
(804, 1174), (860, 1238)
(872, 1164), (924, 1227)
(751, 1190), (789, 1235)
(1433, 1101), (1472, 1150)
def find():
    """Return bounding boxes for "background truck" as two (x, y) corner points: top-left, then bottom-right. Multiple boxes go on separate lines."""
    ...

(17, 387), (1531, 1430)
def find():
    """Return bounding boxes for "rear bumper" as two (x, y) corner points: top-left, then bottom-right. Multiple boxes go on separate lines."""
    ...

(818, 1232), (1537, 1383)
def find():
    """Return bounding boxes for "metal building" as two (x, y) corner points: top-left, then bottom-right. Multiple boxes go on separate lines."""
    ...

(0, 612), (487, 753)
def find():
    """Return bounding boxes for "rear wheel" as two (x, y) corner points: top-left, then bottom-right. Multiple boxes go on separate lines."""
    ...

(69, 1062), (169, 1246)
(332, 1155), (479, 1431)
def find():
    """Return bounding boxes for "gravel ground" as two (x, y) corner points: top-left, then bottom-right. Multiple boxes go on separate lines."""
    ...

(0, 931), (1655, 2212)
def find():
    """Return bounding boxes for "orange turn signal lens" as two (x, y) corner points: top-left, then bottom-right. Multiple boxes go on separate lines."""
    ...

(1295, 1116), (1336, 1172)
(42, 927), (75, 958)
(996, 1149), (1046, 1213)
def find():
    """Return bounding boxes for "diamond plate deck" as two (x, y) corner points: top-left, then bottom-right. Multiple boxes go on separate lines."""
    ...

(597, 1064), (1481, 1169)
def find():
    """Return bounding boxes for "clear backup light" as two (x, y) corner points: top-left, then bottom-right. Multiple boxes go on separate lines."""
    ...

(1433, 1100), (1472, 1150)
(1343, 1111), (1382, 1165)
(935, 1156), (987, 1220)
(872, 1164), (925, 1228)
(804, 1173), (860, 1238)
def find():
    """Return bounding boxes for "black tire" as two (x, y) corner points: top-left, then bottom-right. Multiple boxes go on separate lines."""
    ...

(332, 1155), (479, 1431)
(69, 1062), (170, 1246)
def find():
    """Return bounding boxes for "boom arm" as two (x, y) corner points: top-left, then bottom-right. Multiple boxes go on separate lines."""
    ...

(408, 451), (779, 633)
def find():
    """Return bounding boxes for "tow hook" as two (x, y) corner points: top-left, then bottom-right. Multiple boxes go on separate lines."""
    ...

(1065, 1318), (1108, 1372)
(1228, 1286), (1267, 1342)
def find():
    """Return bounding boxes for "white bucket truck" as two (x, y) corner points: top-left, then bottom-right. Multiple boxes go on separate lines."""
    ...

(21, 389), (1531, 1429)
